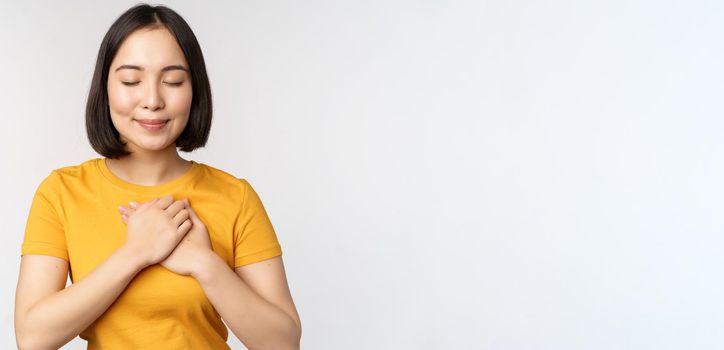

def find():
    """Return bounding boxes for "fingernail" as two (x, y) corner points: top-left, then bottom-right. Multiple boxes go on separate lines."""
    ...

(129, 201), (138, 208)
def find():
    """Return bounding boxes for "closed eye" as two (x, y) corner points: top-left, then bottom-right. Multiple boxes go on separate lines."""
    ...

(120, 81), (184, 87)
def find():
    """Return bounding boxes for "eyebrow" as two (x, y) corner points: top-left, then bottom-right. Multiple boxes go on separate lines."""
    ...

(114, 64), (189, 73)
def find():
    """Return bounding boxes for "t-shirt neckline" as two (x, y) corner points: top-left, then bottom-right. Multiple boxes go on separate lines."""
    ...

(96, 157), (201, 195)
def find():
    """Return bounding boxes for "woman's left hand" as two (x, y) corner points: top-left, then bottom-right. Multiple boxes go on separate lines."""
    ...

(119, 198), (213, 277)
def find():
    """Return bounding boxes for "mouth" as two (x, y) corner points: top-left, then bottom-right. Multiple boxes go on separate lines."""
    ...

(135, 119), (169, 131)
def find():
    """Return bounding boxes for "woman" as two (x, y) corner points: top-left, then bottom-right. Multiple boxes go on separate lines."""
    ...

(14, 4), (301, 349)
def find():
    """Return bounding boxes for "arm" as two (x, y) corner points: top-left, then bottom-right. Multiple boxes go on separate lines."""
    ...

(193, 252), (301, 350)
(14, 247), (146, 350)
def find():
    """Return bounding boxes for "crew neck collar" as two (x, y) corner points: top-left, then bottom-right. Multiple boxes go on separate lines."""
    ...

(96, 157), (202, 195)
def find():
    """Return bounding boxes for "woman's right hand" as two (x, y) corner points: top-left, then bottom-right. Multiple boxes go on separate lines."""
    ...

(121, 195), (192, 268)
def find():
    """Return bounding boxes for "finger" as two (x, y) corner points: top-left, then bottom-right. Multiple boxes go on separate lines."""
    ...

(129, 201), (138, 209)
(184, 200), (199, 224)
(153, 195), (175, 210)
(177, 219), (192, 235)
(165, 200), (186, 217)
(121, 214), (128, 224)
(137, 198), (159, 211)
(118, 206), (136, 216)
(172, 208), (190, 227)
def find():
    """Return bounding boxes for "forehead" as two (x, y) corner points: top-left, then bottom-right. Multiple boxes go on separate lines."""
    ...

(111, 27), (188, 70)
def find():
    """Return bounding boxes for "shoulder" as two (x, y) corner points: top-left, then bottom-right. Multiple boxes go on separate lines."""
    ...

(48, 157), (102, 180)
(32, 158), (112, 202)
(194, 163), (269, 208)
(35, 159), (91, 192)
(194, 161), (251, 194)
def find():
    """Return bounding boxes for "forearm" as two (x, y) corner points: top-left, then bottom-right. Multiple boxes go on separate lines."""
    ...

(17, 246), (146, 350)
(194, 252), (301, 350)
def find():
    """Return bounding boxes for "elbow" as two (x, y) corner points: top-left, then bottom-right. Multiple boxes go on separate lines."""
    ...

(16, 330), (57, 350)
(17, 343), (53, 350)
(15, 330), (40, 350)
(281, 316), (301, 350)
(15, 312), (58, 350)
(15, 305), (38, 350)
(284, 321), (302, 350)
(294, 322), (302, 349)
(286, 315), (301, 350)
(15, 323), (41, 350)
(15, 315), (32, 350)
(252, 321), (302, 350)
(16, 341), (40, 350)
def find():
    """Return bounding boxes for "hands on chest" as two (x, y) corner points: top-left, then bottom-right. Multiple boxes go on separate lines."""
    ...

(118, 195), (213, 277)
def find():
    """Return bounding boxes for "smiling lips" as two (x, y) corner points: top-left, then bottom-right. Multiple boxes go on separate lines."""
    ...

(136, 119), (169, 131)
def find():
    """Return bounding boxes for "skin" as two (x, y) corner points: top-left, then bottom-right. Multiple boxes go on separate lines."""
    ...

(105, 25), (194, 185)
(15, 25), (301, 349)
(110, 28), (301, 347)
(106, 25), (205, 274)
(122, 197), (212, 276)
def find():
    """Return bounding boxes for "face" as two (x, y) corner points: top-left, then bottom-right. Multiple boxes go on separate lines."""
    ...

(107, 26), (193, 154)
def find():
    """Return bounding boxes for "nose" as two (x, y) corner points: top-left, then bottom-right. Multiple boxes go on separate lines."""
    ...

(142, 82), (165, 111)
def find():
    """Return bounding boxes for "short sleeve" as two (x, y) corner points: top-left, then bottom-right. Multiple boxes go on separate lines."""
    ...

(21, 171), (69, 261)
(233, 179), (282, 267)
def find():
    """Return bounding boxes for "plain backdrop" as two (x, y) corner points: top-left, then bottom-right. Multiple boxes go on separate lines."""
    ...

(2, 0), (723, 349)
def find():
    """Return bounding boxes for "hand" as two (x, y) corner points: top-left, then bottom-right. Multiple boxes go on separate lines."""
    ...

(120, 198), (213, 277)
(120, 195), (192, 268)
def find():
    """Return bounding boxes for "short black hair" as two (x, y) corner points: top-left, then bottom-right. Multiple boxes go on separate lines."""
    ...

(86, 3), (212, 158)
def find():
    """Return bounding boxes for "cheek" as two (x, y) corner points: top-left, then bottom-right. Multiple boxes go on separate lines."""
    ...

(168, 87), (193, 112)
(107, 85), (137, 115)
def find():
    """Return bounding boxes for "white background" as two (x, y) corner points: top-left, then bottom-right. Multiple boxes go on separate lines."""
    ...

(1, 1), (723, 349)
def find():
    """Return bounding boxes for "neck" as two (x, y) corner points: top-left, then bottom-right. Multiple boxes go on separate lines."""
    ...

(106, 146), (191, 186)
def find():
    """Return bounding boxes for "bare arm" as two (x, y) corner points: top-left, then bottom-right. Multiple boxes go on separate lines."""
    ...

(14, 247), (146, 350)
(194, 253), (301, 350)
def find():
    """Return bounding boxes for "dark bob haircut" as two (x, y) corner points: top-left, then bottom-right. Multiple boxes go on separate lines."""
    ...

(86, 3), (212, 158)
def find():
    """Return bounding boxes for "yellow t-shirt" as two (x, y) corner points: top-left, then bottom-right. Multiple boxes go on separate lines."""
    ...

(20, 158), (283, 349)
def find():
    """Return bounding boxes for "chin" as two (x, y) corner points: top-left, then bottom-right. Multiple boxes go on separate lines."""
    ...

(130, 139), (172, 151)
